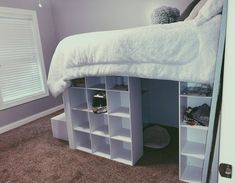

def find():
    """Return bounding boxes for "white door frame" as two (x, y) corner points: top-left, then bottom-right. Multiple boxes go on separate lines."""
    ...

(218, 0), (235, 182)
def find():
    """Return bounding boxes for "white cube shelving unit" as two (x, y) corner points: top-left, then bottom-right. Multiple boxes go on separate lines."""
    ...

(63, 76), (143, 165)
(179, 82), (212, 183)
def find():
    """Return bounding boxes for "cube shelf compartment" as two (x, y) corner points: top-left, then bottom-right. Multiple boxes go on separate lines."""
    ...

(180, 155), (204, 183)
(71, 78), (86, 88)
(72, 111), (90, 133)
(86, 76), (106, 90)
(180, 95), (211, 129)
(180, 82), (213, 97)
(106, 76), (129, 91)
(179, 81), (212, 182)
(86, 89), (107, 112)
(92, 135), (110, 158)
(63, 76), (143, 165)
(107, 91), (130, 118)
(90, 113), (109, 137)
(69, 88), (89, 112)
(109, 116), (131, 142)
(181, 127), (207, 159)
(74, 131), (92, 153)
(111, 139), (132, 165)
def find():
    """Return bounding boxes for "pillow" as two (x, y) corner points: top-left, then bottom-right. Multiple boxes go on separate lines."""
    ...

(194, 0), (224, 25)
(178, 0), (201, 21)
(185, 0), (208, 20)
(151, 6), (180, 24)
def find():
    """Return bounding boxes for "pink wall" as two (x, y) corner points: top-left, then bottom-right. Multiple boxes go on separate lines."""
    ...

(0, 0), (63, 127)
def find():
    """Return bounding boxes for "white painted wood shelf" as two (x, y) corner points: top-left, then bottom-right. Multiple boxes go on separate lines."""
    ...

(63, 76), (143, 166)
(179, 82), (212, 182)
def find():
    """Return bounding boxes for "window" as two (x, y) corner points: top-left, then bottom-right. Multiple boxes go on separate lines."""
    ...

(0, 7), (48, 110)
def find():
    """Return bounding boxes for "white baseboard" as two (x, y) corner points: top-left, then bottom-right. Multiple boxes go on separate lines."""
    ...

(0, 104), (64, 134)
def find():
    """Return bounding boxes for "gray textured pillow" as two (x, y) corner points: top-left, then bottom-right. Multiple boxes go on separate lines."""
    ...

(151, 6), (180, 24)
(178, 0), (201, 21)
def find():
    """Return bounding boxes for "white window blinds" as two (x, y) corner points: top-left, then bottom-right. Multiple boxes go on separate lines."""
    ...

(0, 7), (48, 110)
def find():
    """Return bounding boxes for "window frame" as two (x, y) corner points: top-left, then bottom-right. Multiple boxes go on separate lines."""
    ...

(0, 7), (49, 110)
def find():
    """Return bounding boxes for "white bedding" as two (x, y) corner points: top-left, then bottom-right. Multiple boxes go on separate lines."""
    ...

(48, 15), (221, 97)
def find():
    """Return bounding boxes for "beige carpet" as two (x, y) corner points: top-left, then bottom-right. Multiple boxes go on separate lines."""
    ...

(0, 111), (182, 183)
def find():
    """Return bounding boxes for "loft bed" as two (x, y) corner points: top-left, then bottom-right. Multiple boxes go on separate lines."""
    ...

(47, 0), (224, 97)
(47, 0), (226, 182)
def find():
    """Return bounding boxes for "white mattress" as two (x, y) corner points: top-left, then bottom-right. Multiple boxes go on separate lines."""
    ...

(47, 15), (221, 97)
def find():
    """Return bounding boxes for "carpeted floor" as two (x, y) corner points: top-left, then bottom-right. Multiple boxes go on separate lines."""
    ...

(0, 111), (183, 183)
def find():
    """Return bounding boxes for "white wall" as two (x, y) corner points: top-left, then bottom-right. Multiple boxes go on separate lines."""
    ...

(51, 0), (190, 41)
(219, 0), (235, 182)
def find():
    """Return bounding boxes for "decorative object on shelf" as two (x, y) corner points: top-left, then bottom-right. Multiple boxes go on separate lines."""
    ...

(183, 103), (210, 126)
(71, 78), (85, 87)
(183, 107), (197, 122)
(144, 125), (170, 149)
(199, 84), (213, 96)
(92, 91), (107, 114)
(112, 77), (128, 91)
(151, 6), (180, 24)
(182, 84), (213, 96)
(191, 103), (210, 126)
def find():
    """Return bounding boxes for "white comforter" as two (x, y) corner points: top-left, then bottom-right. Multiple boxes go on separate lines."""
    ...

(48, 15), (221, 97)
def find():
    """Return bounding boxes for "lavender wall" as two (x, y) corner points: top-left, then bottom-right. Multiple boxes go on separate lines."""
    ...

(51, 0), (190, 41)
(0, 0), (190, 128)
(0, 0), (63, 127)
